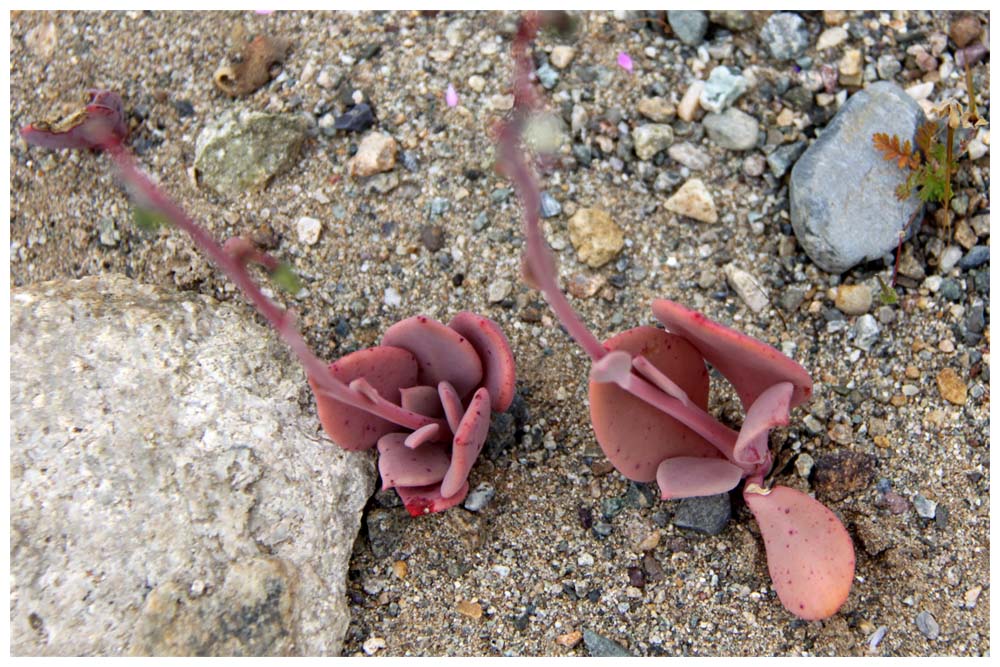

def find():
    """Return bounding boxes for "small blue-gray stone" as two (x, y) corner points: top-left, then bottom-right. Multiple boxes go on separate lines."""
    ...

(471, 211), (489, 232)
(583, 630), (632, 657)
(760, 12), (810, 61)
(572, 143), (593, 166)
(701, 66), (748, 113)
(913, 494), (937, 519)
(790, 82), (926, 273)
(333, 103), (375, 133)
(540, 191), (562, 218)
(852, 314), (880, 352)
(667, 11), (709, 46)
(673, 493), (731, 535)
(704, 108), (760, 151)
(491, 188), (511, 204)
(600, 497), (625, 520)
(959, 245), (989, 270)
(915, 610), (940, 639)
(536, 63), (559, 90)
(939, 278), (963, 302)
(429, 197), (450, 217)
(766, 141), (807, 178)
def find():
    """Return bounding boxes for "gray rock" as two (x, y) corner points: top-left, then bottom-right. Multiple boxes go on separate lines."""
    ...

(673, 493), (731, 535)
(194, 111), (308, 197)
(959, 245), (989, 270)
(583, 629), (633, 657)
(700, 66), (748, 113)
(464, 483), (496, 512)
(766, 141), (806, 178)
(540, 191), (562, 218)
(790, 82), (926, 273)
(633, 124), (675, 161)
(709, 10), (753, 31)
(851, 314), (880, 352)
(668, 142), (711, 171)
(915, 610), (940, 640)
(667, 11), (709, 46)
(10, 275), (375, 655)
(913, 494), (938, 519)
(725, 263), (769, 313)
(704, 108), (760, 150)
(760, 12), (811, 61)
(877, 54), (903, 80)
(535, 63), (559, 90)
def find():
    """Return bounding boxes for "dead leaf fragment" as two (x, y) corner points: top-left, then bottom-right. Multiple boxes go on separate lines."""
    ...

(214, 34), (290, 97)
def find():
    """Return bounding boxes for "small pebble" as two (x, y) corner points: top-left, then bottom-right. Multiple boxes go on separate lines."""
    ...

(488, 279), (512, 303)
(936, 368), (967, 405)
(582, 629), (632, 657)
(915, 610), (940, 640)
(913, 494), (937, 519)
(296, 216), (322, 245)
(362, 636), (386, 655)
(540, 191), (562, 218)
(456, 600), (483, 620)
(556, 630), (583, 648)
(666, 178), (718, 223)
(463, 482), (495, 512)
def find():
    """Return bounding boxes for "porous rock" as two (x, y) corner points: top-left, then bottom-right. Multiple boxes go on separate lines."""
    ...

(568, 208), (625, 268)
(10, 274), (376, 655)
(790, 82), (925, 273)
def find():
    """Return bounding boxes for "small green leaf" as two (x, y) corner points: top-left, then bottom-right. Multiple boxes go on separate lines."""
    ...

(876, 275), (898, 306)
(270, 263), (303, 295)
(132, 206), (171, 231)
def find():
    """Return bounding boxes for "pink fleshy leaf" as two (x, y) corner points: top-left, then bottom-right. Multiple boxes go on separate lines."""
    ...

(437, 380), (465, 434)
(652, 299), (813, 411)
(404, 423), (440, 449)
(400, 385), (445, 418)
(744, 485), (856, 621)
(439, 388), (491, 498)
(382, 315), (484, 399)
(20, 90), (128, 152)
(589, 349), (633, 385)
(632, 355), (691, 406)
(446, 83), (459, 108)
(309, 346), (418, 450)
(448, 311), (517, 412)
(732, 382), (793, 470)
(397, 481), (470, 517)
(589, 326), (720, 482)
(377, 433), (450, 490)
(656, 457), (744, 500)
(617, 51), (633, 72)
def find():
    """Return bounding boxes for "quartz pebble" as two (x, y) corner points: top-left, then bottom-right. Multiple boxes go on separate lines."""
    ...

(665, 178), (718, 223)
(296, 216), (322, 246)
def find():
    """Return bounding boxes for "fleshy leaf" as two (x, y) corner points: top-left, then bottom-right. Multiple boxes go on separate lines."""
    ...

(396, 481), (469, 517)
(439, 388), (491, 498)
(732, 382), (793, 471)
(589, 349), (633, 384)
(652, 299), (813, 411)
(382, 315), (483, 399)
(744, 485), (856, 621)
(20, 90), (128, 151)
(588, 326), (719, 482)
(400, 385), (444, 418)
(377, 433), (450, 490)
(632, 355), (691, 406)
(448, 311), (517, 412)
(403, 423), (440, 449)
(656, 457), (744, 500)
(437, 380), (465, 434)
(309, 345), (418, 450)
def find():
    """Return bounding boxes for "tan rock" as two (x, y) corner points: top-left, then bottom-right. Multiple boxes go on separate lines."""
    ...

(839, 49), (863, 87)
(936, 368), (967, 405)
(556, 630), (583, 648)
(949, 13), (982, 48)
(349, 132), (398, 178)
(834, 284), (873, 315)
(665, 178), (718, 223)
(637, 96), (676, 123)
(817, 26), (848, 50)
(823, 10), (847, 25)
(550, 45), (576, 69)
(678, 80), (705, 123)
(456, 599), (483, 619)
(568, 208), (625, 269)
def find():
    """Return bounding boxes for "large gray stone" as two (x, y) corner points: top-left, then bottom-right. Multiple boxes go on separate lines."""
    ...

(790, 82), (925, 273)
(194, 111), (308, 197)
(11, 274), (375, 655)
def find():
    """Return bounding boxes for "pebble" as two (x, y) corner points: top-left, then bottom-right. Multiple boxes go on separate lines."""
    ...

(633, 124), (674, 161)
(462, 482), (495, 512)
(456, 600), (483, 620)
(700, 66), (748, 113)
(349, 132), (398, 178)
(97, 218), (119, 247)
(876, 54), (903, 80)
(556, 630), (583, 648)
(795, 453), (815, 478)
(549, 45), (576, 70)
(811, 451), (875, 501)
(637, 97), (675, 123)
(540, 191), (562, 219)
(672, 493), (731, 535)
(467, 74), (486, 92)
(665, 178), (718, 223)
(949, 13), (982, 48)
(362, 636), (386, 655)
(668, 143), (711, 171)
(334, 103), (375, 133)
(677, 81), (705, 123)
(765, 141), (806, 178)
(835, 284), (873, 315)
(817, 26), (849, 50)
(724, 264), (768, 313)
(488, 279), (512, 303)
(582, 630), (632, 657)
(295, 216), (322, 245)
(839, 49), (864, 87)
(383, 287), (402, 308)
(959, 245), (989, 270)
(742, 153), (766, 177)
(964, 585), (983, 609)
(939, 245), (964, 272)
(420, 224), (445, 252)
(703, 108), (759, 150)
(536, 63), (559, 90)
(760, 12), (810, 61)
(935, 368), (967, 405)
(938, 278), (963, 302)
(868, 626), (888, 652)
(710, 10), (753, 31)
(577, 552), (595, 567)
(568, 208), (625, 268)
(915, 611), (940, 640)
(852, 314), (880, 352)
(667, 11), (709, 46)
(913, 494), (937, 519)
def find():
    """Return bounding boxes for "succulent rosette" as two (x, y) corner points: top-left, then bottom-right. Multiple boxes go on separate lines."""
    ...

(309, 313), (516, 516)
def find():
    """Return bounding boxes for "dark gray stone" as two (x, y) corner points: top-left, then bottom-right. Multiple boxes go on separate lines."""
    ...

(790, 82), (926, 273)
(540, 191), (562, 218)
(333, 103), (375, 133)
(959, 245), (989, 269)
(583, 629), (633, 657)
(672, 493), (731, 535)
(766, 141), (806, 178)
(667, 11), (709, 46)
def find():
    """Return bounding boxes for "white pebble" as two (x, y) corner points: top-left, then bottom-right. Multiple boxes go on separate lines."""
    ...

(296, 216), (322, 245)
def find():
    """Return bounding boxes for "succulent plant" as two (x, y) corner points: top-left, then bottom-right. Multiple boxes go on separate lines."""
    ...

(20, 90), (515, 516)
(498, 13), (855, 621)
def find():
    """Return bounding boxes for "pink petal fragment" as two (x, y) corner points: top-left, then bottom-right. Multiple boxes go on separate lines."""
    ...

(378, 433), (450, 490)
(404, 423), (440, 449)
(438, 380), (465, 434)
(589, 349), (633, 385)
(382, 315), (483, 399)
(617, 51), (633, 72)
(447, 312), (517, 412)
(632, 355), (691, 406)
(20, 90), (128, 151)
(400, 385), (444, 418)
(309, 346), (418, 450)
(589, 326), (720, 482)
(397, 481), (470, 517)
(446, 83), (459, 108)
(733, 382), (793, 470)
(744, 485), (856, 621)
(656, 457), (744, 499)
(440, 388), (491, 498)
(652, 299), (813, 411)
